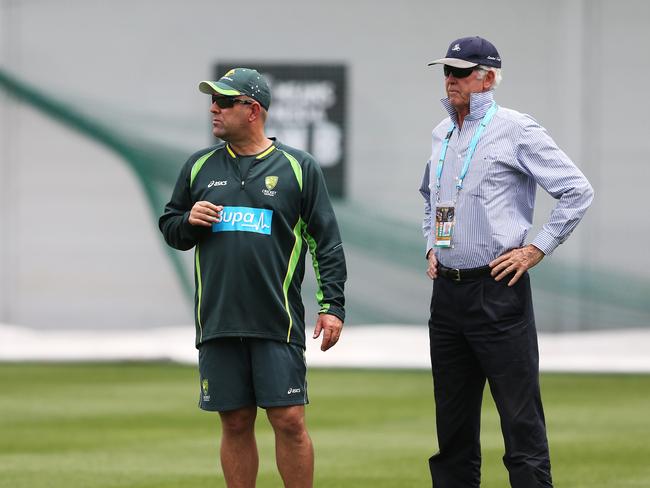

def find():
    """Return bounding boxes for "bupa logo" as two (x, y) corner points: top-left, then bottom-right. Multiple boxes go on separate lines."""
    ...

(212, 206), (273, 235)
(452, 43), (461, 51)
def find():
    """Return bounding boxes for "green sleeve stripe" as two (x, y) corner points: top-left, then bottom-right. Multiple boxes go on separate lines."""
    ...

(195, 244), (204, 343)
(303, 229), (326, 309)
(283, 218), (305, 342)
(190, 149), (217, 187)
(280, 150), (303, 191)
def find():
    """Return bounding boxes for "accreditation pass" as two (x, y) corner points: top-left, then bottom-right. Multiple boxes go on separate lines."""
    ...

(434, 203), (455, 248)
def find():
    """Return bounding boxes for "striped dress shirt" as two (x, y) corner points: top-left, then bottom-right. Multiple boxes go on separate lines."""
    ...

(420, 90), (594, 269)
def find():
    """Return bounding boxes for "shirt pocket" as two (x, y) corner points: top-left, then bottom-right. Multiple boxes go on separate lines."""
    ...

(464, 153), (505, 200)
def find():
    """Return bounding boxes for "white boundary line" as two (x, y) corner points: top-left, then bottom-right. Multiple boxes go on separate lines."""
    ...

(1, 324), (649, 373)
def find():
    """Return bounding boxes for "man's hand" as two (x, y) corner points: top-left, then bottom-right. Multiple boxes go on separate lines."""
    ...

(312, 314), (343, 351)
(189, 201), (222, 227)
(489, 244), (544, 286)
(426, 249), (438, 280)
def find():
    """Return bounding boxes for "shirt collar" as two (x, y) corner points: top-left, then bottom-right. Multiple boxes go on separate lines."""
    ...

(225, 138), (277, 161)
(441, 90), (495, 126)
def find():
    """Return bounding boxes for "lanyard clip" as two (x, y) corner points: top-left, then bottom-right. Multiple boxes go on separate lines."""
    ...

(445, 128), (454, 140)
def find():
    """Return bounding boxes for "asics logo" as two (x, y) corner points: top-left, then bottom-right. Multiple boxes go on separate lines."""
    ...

(208, 180), (228, 187)
(212, 206), (273, 235)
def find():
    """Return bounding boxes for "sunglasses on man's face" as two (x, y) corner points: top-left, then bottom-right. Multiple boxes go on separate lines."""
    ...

(211, 95), (254, 109)
(443, 65), (477, 79)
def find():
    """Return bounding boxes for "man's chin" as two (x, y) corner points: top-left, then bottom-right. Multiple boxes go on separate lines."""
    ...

(448, 96), (466, 111)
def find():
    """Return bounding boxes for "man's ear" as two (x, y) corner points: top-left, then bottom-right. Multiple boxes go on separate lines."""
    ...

(483, 70), (496, 91)
(249, 102), (262, 122)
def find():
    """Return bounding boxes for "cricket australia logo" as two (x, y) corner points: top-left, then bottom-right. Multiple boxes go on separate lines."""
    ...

(263, 175), (279, 196)
(201, 379), (210, 402)
(212, 206), (273, 235)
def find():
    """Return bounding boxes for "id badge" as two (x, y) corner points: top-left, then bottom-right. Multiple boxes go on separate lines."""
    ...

(434, 203), (455, 248)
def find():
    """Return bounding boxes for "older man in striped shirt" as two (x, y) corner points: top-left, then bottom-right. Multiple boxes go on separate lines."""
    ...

(420, 37), (593, 488)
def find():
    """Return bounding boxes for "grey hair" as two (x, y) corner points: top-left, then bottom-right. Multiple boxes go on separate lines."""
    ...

(476, 65), (502, 90)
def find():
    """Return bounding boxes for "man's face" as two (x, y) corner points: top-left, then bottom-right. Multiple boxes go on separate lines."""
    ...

(444, 66), (491, 113)
(210, 95), (255, 140)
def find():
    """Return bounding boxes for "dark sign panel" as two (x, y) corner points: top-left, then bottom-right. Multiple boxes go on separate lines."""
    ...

(215, 63), (346, 198)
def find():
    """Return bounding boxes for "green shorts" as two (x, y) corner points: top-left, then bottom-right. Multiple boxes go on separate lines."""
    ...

(198, 337), (308, 412)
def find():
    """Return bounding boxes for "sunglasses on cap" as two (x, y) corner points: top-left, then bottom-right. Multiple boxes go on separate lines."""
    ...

(211, 95), (255, 109)
(443, 65), (479, 79)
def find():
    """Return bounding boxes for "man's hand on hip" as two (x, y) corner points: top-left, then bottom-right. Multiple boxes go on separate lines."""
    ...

(489, 244), (545, 286)
(189, 201), (222, 227)
(312, 314), (343, 351)
(426, 249), (438, 280)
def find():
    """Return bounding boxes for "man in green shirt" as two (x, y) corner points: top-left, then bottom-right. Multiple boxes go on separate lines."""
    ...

(160, 67), (347, 488)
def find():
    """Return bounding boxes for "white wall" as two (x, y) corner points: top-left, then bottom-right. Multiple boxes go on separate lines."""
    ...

(1, 0), (648, 329)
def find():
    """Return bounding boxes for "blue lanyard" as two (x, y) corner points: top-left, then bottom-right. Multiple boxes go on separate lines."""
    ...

(435, 101), (498, 203)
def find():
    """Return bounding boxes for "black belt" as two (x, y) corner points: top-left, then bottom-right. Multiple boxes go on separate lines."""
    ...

(437, 264), (491, 282)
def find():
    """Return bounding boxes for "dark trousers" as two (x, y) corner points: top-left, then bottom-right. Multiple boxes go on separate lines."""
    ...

(428, 272), (552, 488)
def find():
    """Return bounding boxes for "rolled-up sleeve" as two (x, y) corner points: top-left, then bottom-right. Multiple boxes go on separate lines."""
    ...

(419, 159), (434, 257)
(515, 117), (595, 255)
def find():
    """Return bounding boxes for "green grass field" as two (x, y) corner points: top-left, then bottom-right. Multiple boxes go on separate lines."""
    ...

(1, 363), (649, 488)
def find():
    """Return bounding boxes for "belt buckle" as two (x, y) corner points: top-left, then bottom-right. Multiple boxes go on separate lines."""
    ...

(450, 268), (461, 281)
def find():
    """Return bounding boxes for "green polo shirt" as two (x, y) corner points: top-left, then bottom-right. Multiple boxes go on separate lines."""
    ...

(159, 140), (346, 347)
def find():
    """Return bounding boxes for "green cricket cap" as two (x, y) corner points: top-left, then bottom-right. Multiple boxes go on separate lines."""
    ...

(199, 68), (271, 110)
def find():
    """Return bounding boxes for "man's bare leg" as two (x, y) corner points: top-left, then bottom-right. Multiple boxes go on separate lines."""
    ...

(219, 407), (258, 488)
(267, 405), (314, 488)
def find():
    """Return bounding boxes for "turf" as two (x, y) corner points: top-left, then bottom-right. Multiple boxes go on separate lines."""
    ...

(0, 363), (649, 487)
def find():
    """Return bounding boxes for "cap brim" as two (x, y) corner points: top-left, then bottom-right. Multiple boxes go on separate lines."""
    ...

(198, 80), (242, 96)
(427, 58), (478, 68)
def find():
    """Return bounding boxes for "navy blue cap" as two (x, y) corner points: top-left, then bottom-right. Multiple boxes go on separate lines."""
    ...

(428, 36), (501, 69)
